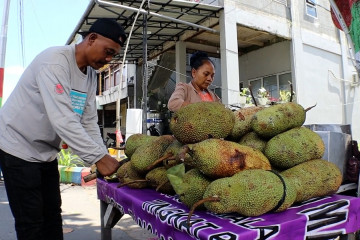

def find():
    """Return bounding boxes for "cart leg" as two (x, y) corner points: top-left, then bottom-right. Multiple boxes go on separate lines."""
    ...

(101, 200), (112, 240)
(339, 232), (358, 240)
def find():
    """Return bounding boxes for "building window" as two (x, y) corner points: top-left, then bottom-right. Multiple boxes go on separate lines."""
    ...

(248, 72), (292, 101)
(249, 78), (262, 97)
(305, 0), (317, 18)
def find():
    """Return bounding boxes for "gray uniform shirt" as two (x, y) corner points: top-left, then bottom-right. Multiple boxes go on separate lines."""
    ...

(0, 45), (108, 164)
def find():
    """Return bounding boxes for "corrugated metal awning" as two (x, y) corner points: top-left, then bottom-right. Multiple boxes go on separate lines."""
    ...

(66, 0), (222, 63)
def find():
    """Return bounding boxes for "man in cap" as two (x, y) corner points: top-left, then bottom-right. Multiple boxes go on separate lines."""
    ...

(0, 18), (127, 240)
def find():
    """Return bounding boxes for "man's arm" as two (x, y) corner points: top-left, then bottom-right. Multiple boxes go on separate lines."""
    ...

(36, 64), (109, 167)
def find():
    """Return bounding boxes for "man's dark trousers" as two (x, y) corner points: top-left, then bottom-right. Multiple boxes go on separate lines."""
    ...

(0, 149), (63, 240)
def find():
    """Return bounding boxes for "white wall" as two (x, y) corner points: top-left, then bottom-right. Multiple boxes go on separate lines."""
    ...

(293, 29), (360, 141)
(239, 41), (291, 82)
(298, 44), (344, 123)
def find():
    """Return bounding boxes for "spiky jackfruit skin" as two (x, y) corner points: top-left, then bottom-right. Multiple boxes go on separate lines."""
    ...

(122, 162), (148, 189)
(169, 102), (235, 144)
(251, 102), (306, 138)
(275, 177), (297, 212)
(185, 139), (271, 178)
(203, 169), (296, 216)
(162, 141), (192, 169)
(116, 161), (131, 183)
(281, 159), (342, 203)
(146, 167), (174, 194)
(131, 135), (175, 173)
(125, 134), (157, 158)
(264, 127), (325, 169)
(178, 169), (212, 209)
(238, 131), (267, 153)
(227, 106), (263, 141)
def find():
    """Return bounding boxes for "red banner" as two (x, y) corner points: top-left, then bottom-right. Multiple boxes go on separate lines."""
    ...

(330, 0), (360, 29)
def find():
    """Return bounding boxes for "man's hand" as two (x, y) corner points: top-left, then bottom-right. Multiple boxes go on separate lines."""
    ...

(95, 154), (120, 176)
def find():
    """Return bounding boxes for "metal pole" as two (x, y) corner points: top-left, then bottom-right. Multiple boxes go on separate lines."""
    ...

(95, 0), (218, 34)
(0, 0), (11, 107)
(142, 13), (148, 134)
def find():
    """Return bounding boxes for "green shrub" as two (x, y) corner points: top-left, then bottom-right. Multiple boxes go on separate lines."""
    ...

(57, 148), (85, 167)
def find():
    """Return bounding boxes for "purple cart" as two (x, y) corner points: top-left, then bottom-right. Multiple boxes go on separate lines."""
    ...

(97, 179), (360, 240)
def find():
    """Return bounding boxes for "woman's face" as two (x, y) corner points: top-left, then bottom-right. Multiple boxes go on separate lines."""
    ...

(191, 60), (215, 91)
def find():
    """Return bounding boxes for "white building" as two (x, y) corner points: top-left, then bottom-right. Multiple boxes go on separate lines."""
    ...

(67, 0), (360, 141)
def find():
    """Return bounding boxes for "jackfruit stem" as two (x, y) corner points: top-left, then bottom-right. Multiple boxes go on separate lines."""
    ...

(145, 152), (173, 172)
(163, 156), (176, 165)
(248, 84), (257, 106)
(187, 196), (220, 227)
(156, 180), (170, 192)
(304, 103), (317, 112)
(178, 145), (190, 162)
(117, 180), (148, 188)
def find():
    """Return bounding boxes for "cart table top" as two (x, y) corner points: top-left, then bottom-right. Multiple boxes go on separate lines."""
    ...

(97, 178), (360, 240)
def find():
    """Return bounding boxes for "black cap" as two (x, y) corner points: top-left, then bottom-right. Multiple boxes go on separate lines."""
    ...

(88, 18), (127, 47)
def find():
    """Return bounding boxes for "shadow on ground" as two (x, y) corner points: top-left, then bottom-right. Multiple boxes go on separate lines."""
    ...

(0, 181), (157, 240)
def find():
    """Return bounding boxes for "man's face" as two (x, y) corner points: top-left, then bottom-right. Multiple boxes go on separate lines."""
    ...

(87, 33), (121, 69)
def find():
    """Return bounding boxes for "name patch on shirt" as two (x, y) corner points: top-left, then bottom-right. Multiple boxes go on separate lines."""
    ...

(70, 90), (87, 115)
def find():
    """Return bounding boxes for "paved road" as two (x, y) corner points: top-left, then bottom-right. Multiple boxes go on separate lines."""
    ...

(0, 180), (157, 240)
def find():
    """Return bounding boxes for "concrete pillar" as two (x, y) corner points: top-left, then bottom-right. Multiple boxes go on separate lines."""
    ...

(175, 41), (187, 83)
(289, 0), (302, 103)
(219, 0), (240, 106)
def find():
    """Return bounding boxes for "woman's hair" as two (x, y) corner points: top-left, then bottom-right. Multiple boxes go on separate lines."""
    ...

(190, 51), (214, 70)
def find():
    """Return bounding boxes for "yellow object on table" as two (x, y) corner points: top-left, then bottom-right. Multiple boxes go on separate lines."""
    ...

(108, 148), (126, 160)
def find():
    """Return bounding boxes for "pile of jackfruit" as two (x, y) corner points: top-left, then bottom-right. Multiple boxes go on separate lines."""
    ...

(117, 102), (343, 219)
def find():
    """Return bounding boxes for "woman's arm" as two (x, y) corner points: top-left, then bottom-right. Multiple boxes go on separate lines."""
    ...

(168, 82), (189, 112)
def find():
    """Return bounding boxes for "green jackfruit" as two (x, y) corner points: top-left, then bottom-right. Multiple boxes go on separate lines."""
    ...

(145, 166), (174, 195)
(182, 139), (271, 178)
(238, 131), (267, 153)
(125, 134), (157, 158)
(170, 102), (235, 144)
(167, 164), (212, 209)
(146, 140), (190, 171)
(281, 159), (342, 202)
(264, 127), (325, 169)
(130, 135), (175, 173)
(116, 161), (130, 183)
(227, 106), (263, 141)
(251, 102), (309, 138)
(200, 169), (296, 216)
(118, 162), (148, 189)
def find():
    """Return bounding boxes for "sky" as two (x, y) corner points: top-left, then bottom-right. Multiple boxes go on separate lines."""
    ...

(1, 0), (90, 104)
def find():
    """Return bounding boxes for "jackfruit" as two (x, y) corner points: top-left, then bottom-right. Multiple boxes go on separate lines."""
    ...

(130, 135), (175, 173)
(145, 166), (174, 194)
(281, 159), (342, 202)
(182, 139), (271, 178)
(170, 102), (235, 144)
(251, 102), (310, 138)
(198, 169), (296, 217)
(125, 134), (157, 158)
(116, 161), (131, 183)
(227, 106), (263, 141)
(264, 127), (325, 169)
(118, 162), (148, 189)
(145, 140), (189, 171)
(238, 131), (267, 153)
(167, 164), (212, 209)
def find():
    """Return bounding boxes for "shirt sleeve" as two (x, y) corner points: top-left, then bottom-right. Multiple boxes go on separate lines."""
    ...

(80, 74), (108, 154)
(36, 64), (107, 165)
(167, 82), (188, 112)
